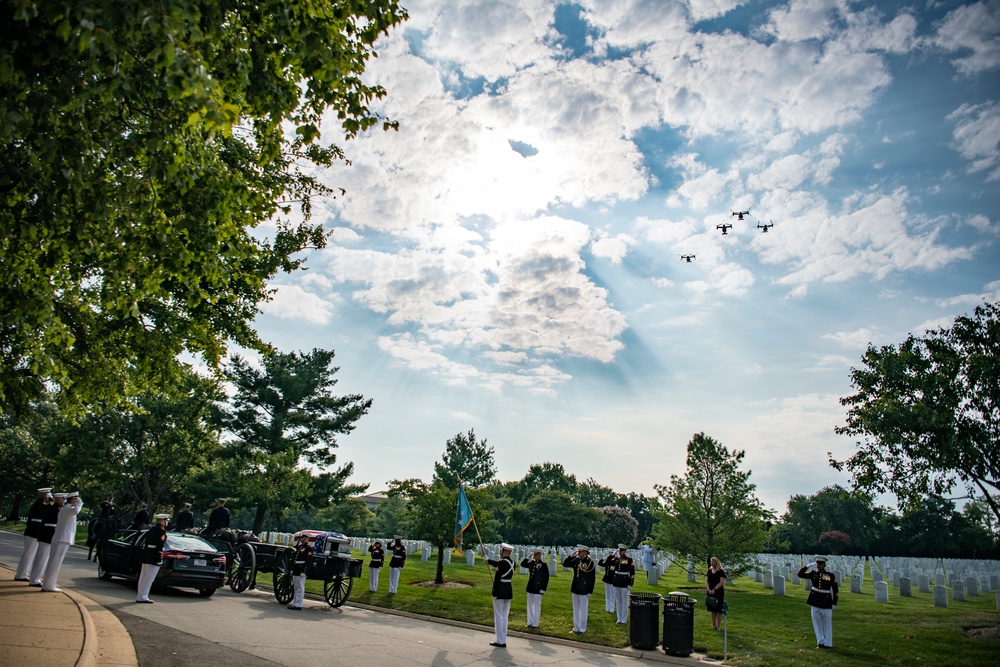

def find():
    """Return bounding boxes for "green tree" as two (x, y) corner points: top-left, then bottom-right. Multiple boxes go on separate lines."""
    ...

(835, 302), (1000, 524)
(0, 0), (407, 417)
(508, 490), (601, 545)
(219, 348), (371, 534)
(370, 494), (409, 537)
(593, 505), (639, 548)
(771, 485), (879, 555)
(432, 429), (496, 490)
(575, 477), (621, 508)
(653, 433), (771, 575)
(315, 498), (373, 535)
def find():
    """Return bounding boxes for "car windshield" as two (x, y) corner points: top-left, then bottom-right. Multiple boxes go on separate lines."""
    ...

(164, 533), (219, 553)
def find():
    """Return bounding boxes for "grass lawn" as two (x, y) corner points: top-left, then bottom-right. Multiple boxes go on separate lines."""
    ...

(296, 550), (1000, 667)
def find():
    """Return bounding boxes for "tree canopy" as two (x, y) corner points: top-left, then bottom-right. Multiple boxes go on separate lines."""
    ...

(653, 433), (771, 575)
(432, 429), (496, 490)
(0, 0), (407, 417)
(834, 302), (1000, 524)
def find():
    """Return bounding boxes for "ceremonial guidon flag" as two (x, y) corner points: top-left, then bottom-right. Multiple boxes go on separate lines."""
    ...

(454, 482), (473, 555)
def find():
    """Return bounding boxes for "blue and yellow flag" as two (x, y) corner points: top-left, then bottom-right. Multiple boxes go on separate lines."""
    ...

(454, 483), (474, 555)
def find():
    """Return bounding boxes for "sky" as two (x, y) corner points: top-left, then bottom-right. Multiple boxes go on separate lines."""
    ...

(248, 0), (1000, 515)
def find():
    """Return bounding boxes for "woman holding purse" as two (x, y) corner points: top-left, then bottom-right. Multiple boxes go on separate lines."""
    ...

(705, 556), (726, 630)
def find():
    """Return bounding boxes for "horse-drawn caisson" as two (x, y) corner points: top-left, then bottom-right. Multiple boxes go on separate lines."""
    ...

(202, 528), (363, 608)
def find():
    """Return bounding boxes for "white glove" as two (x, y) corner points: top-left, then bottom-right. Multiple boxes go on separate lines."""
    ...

(832, 605), (837, 610)
(807, 562), (816, 569)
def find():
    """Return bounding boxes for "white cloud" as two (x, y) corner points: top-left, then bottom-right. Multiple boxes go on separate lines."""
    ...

(261, 285), (336, 324)
(947, 101), (1000, 181)
(591, 233), (634, 264)
(932, 0), (1000, 75)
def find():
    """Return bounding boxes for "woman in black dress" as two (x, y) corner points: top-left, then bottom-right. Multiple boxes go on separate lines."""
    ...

(706, 556), (726, 630)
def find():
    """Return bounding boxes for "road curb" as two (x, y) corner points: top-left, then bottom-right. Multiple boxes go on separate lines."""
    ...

(62, 588), (138, 667)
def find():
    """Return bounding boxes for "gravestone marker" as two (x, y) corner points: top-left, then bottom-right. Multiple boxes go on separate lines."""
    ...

(918, 574), (930, 593)
(875, 581), (889, 603)
(933, 585), (948, 608)
(851, 574), (862, 594)
(899, 577), (912, 597)
(773, 575), (785, 596)
(953, 579), (966, 602)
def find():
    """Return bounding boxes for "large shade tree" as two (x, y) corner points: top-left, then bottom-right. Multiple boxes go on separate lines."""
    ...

(219, 348), (371, 534)
(834, 302), (1000, 524)
(0, 0), (407, 417)
(653, 433), (771, 575)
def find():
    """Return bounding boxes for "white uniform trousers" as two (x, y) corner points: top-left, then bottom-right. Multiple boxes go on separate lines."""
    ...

(16, 536), (39, 580)
(136, 563), (159, 602)
(526, 592), (542, 627)
(492, 597), (511, 644)
(811, 607), (833, 647)
(388, 567), (401, 593)
(369, 567), (381, 591)
(291, 574), (306, 607)
(42, 541), (70, 591)
(603, 582), (615, 612)
(614, 586), (631, 623)
(29, 542), (51, 586)
(571, 593), (590, 633)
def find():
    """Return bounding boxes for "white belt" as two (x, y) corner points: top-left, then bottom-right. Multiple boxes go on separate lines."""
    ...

(812, 588), (832, 594)
(146, 545), (159, 549)
(500, 578), (512, 583)
(30, 518), (42, 522)
(44, 523), (56, 527)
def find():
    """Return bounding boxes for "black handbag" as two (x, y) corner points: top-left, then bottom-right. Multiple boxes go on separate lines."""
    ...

(706, 594), (719, 611)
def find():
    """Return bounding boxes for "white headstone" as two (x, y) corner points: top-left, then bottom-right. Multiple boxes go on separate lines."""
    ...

(443, 549), (451, 565)
(466, 550), (476, 566)
(875, 581), (889, 603)
(965, 577), (979, 596)
(763, 570), (774, 589)
(899, 576), (912, 597)
(851, 574), (862, 594)
(773, 575), (785, 596)
(918, 574), (930, 593)
(953, 579), (966, 602)
(933, 584), (948, 608)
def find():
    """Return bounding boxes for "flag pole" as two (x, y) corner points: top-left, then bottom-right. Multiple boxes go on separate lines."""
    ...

(470, 513), (494, 575)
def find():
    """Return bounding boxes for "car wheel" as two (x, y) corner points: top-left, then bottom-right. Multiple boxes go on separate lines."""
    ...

(97, 558), (113, 581)
(199, 587), (217, 598)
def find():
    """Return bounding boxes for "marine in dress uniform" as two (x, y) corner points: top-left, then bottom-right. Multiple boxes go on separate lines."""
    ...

(367, 540), (385, 592)
(174, 503), (195, 531)
(29, 493), (63, 586)
(42, 491), (83, 592)
(131, 503), (150, 529)
(207, 498), (230, 531)
(387, 536), (406, 594)
(288, 533), (314, 610)
(520, 547), (549, 628)
(598, 549), (617, 613)
(563, 545), (596, 634)
(798, 555), (839, 649)
(611, 544), (635, 624)
(15, 488), (51, 581)
(136, 514), (169, 603)
(487, 543), (515, 647)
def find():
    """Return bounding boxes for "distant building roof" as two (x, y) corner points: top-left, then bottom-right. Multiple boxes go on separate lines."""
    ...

(355, 491), (390, 511)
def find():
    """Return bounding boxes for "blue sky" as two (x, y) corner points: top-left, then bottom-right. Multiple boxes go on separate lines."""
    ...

(247, 0), (1000, 513)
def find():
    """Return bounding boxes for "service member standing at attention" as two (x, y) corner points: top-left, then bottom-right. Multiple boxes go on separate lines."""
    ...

(798, 555), (839, 650)
(521, 547), (549, 629)
(611, 544), (635, 624)
(136, 514), (169, 603)
(598, 549), (617, 614)
(288, 533), (313, 610)
(563, 545), (596, 634)
(29, 492), (63, 587)
(42, 491), (83, 592)
(487, 543), (515, 648)
(207, 498), (230, 531)
(174, 502), (195, 531)
(367, 540), (385, 592)
(15, 488), (51, 581)
(387, 535), (406, 594)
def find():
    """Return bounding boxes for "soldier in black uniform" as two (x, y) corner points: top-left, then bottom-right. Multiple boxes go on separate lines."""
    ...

(611, 544), (635, 624)
(387, 535), (406, 594)
(174, 502), (195, 531)
(207, 498), (230, 531)
(798, 555), (839, 649)
(598, 549), (617, 614)
(367, 540), (385, 591)
(87, 496), (116, 560)
(287, 533), (314, 610)
(29, 493), (63, 586)
(131, 503), (149, 529)
(136, 514), (168, 603)
(15, 488), (51, 581)
(521, 547), (549, 628)
(487, 543), (515, 647)
(563, 545), (596, 634)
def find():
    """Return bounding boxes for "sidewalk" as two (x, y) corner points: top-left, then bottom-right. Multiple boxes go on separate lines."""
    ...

(0, 564), (137, 667)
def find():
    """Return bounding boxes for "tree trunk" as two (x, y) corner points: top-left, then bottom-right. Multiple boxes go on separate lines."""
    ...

(435, 539), (445, 584)
(252, 504), (267, 536)
(5, 494), (24, 522)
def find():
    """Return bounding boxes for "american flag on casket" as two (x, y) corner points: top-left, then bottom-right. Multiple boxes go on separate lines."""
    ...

(293, 530), (353, 556)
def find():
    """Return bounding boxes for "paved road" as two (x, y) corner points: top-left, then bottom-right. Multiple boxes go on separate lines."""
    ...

(0, 532), (676, 667)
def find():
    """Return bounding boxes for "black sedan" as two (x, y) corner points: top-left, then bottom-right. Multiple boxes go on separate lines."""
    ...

(98, 529), (226, 597)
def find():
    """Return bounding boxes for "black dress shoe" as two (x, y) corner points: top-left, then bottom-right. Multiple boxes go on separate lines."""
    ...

(135, 599), (154, 604)
(489, 642), (506, 648)
(14, 578), (28, 582)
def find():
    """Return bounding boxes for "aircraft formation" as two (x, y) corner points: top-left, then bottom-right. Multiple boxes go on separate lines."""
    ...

(679, 207), (776, 263)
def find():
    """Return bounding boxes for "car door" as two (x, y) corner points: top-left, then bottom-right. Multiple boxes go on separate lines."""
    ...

(102, 529), (138, 575)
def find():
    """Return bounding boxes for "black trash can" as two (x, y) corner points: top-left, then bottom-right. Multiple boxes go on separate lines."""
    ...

(662, 592), (696, 657)
(629, 592), (661, 649)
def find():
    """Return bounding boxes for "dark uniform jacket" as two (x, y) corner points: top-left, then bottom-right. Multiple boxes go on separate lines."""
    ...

(563, 554), (596, 595)
(24, 500), (47, 540)
(598, 553), (617, 584)
(291, 542), (314, 577)
(612, 554), (635, 588)
(175, 509), (194, 531)
(207, 505), (230, 530)
(388, 541), (407, 568)
(487, 556), (514, 599)
(521, 557), (550, 594)
(131, 509), (149, 529)
(798, 565), (839, 609)
(368, 544), (385, 569)
(142, 525), (167, 566)
(39, 504), (60, 544)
